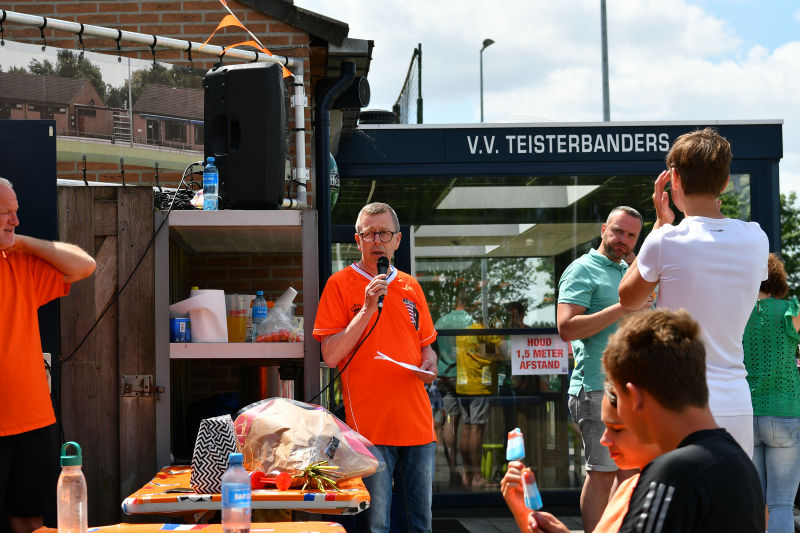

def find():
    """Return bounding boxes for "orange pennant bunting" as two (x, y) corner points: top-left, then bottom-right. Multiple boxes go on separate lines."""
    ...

(201, 5), (294, 78)
(200, 14), (246, 49)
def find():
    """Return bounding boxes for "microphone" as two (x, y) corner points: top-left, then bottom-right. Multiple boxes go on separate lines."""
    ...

(377, 256), (389, 309)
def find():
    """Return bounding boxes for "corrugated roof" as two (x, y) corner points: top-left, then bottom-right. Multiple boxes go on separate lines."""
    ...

(0, 71), (95, 105)
(132, 84), (204, 120)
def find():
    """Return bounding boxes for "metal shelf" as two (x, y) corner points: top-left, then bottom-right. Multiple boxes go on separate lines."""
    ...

(168, 209), (303, 253)
(169, 341), (304, 359)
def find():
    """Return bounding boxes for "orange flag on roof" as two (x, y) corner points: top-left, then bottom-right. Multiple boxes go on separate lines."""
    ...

(202, 1), (292, 78)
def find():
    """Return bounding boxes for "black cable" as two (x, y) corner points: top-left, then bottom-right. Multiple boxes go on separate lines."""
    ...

(115, 29), (122, 62)
(39, 17), (47, 51)
(60, 161), (203, 366)
(58, 163), (202, 444)
(77, 23), (85, 56)
(150, 35), (158, 65)
(186, 41), (194, 71)
(307, 308), (383, 405)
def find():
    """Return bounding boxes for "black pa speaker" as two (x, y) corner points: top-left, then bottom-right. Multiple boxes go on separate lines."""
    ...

(203, 62), (287, 209)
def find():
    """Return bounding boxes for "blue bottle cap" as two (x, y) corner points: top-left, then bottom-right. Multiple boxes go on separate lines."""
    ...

(228, 452), (243, 465)
(207, 156), (215, 164)
(256, 290), (264, 296)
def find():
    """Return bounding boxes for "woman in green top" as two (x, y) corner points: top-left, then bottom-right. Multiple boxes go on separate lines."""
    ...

(743, 253), (800, 533)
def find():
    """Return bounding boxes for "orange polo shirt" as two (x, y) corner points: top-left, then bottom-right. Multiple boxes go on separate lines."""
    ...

(1, 249), (69, 436)
(313, 263), (437, 446)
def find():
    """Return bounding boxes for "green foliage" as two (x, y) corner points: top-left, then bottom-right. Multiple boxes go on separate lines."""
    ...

(25, 50), (107, 103)
(780, 192), (800, 292)
(420, 256), (555, 328)
(719, 178), (751, 220)
(105, 63), (202, 108)
(10, 50), (202, 110)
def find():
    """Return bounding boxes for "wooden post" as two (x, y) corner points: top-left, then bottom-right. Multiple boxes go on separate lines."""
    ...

(117, 187), (157, 504)
(58, 185), (156, 525)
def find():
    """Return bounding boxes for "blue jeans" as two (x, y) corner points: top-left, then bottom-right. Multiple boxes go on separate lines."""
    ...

(359, 442), (436, 533)
(752, 416), (800, 533)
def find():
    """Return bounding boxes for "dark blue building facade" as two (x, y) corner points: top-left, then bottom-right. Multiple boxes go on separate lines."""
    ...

(329, 121), (782, 502)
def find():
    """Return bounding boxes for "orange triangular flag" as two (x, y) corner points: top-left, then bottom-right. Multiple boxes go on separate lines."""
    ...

(203, 4), (294, 78)
(199, 15), (246, 49)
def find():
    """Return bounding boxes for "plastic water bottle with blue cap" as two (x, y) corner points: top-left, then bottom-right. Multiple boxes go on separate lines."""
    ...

(203, 156), (219, 210)
(222, 452), (251, 533)
(57, 441), (88, 533)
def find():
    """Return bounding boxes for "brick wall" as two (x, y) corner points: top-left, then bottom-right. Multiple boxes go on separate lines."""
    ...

(4, 0), (314, 197)
(5, 2), (318, 453)
(186, 252), (304, 315)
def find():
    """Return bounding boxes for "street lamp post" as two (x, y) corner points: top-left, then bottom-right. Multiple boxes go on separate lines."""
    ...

(480, 38), (494, 122)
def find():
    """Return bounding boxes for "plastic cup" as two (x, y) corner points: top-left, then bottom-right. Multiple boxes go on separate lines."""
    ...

(225, 293), (250, 343)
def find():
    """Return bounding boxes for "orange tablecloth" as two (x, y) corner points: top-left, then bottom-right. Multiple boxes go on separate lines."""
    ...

(122, 467), (369, 516)
(38, 523), (346, 533)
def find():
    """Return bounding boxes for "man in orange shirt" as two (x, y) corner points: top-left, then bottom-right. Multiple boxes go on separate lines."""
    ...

(313, 202), (437, 533)
(0, 177), (96, 532)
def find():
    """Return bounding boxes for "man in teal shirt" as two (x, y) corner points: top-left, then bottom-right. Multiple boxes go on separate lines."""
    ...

(556, 206), (645, 533)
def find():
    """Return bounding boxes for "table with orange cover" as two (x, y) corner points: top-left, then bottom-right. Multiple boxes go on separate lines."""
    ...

(37, 523), (346, 533)
(122, 467), (370, 517)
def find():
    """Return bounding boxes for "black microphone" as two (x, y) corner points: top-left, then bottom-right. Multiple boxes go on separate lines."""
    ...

(377, 256), (389, 308)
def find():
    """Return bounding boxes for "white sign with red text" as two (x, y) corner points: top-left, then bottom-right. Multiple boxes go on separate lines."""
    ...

(510, 334), (569, 375)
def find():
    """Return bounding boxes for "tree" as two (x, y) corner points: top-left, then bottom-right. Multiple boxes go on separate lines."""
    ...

(105, 63), (202, 109)
(25, 50), (107, 103)
(780, 192), (800, 292)
(420, 256), (555, 328)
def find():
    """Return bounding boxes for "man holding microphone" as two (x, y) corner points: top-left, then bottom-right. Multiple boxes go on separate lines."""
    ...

(313, 202), (438, 533)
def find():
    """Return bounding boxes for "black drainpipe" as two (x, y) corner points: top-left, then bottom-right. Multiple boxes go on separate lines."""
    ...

(316, 61), (356, 290)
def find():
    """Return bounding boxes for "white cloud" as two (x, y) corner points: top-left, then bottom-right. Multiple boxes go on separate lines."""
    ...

(297, 0), (800, 195)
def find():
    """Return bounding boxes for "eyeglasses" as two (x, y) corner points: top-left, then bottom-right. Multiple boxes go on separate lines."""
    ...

(358, 230), (397, 243)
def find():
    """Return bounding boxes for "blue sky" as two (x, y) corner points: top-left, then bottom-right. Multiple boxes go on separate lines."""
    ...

(694, 1), (798, 53)
(296, 0), (800, 195)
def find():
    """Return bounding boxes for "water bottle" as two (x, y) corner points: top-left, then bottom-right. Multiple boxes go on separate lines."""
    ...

(221, 452), (251, 533)
(249, 291), (268, 342)
(203, 156), (219, 210)
(57, 442), (88, 533)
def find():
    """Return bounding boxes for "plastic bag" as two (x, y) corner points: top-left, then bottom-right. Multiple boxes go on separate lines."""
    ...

(234, 397), (383, 485)
(254, 307), (303, 343)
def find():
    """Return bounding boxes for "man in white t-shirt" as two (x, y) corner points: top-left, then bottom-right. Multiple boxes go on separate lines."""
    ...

(618, 127), (768, 456)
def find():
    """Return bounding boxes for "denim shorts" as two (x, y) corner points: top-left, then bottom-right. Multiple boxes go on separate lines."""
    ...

(568, 387), (617, 472)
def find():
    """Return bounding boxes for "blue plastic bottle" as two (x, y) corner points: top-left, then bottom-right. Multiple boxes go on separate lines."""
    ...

(221, 452), (251, 533)
(203, 156), (219, 210)
(248, 291), (268, 342)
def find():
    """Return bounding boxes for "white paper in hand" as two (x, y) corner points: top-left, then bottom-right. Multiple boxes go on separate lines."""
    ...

(375, 351), (435, 374)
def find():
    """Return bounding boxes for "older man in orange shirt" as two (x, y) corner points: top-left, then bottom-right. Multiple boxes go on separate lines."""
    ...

(0, 177), (95, 533)
(313, 202), (437, 533)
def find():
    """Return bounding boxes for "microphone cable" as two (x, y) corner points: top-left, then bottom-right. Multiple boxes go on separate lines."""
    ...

(308, 259), (390, 404)
(306, 305), (382, 405)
